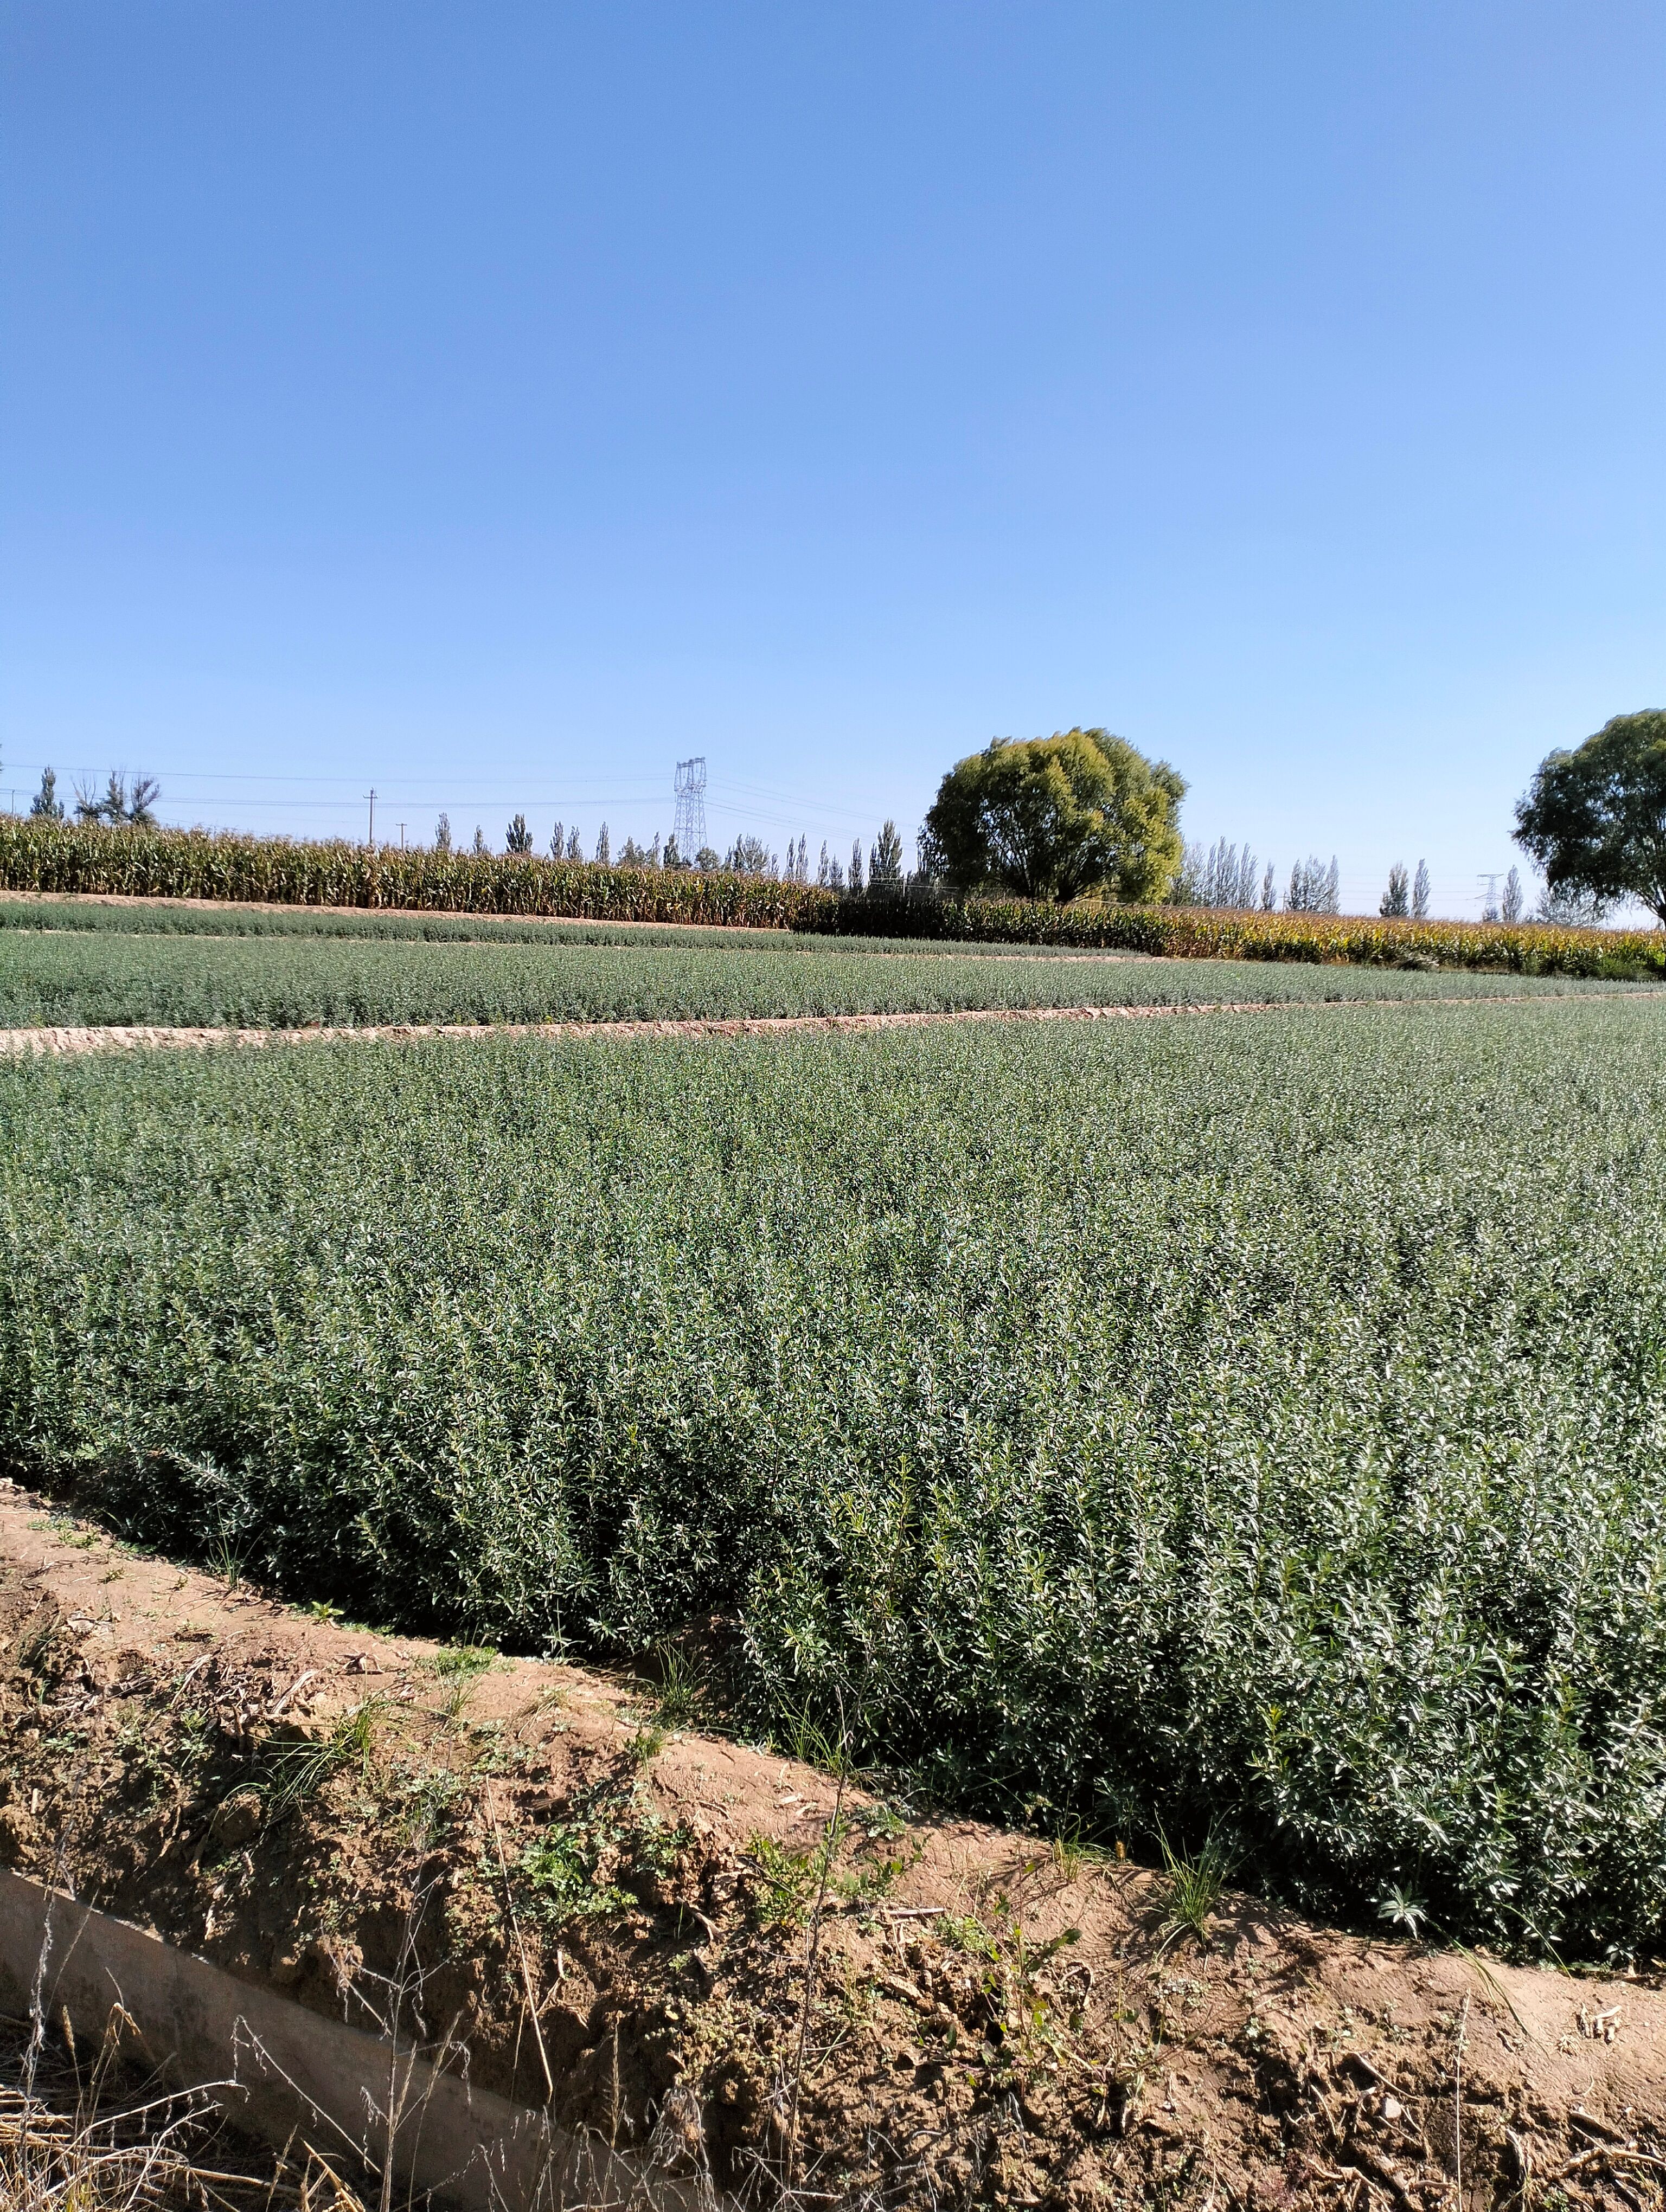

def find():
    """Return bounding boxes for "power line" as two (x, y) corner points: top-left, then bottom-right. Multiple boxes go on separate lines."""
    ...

(1, 756), (898, 847)
(0, 758), (674, 794)
(723, 775), (889, 832)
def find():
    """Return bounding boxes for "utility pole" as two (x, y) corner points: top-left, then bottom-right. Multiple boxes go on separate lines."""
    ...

(673, 757), (707, 857)
(366, 789), (377, 848)
(399, 823), (406, 851)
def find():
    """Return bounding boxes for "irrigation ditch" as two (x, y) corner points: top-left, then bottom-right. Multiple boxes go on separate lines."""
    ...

(0, 1868), (607, 2211)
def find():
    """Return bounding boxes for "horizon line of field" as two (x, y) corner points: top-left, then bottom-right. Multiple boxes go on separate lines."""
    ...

(3, 989), (1656, 1057)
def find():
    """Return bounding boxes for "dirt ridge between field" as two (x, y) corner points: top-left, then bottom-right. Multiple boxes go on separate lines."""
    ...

(0, 1002), (1297, 1055)
(1, 989), (1656, 1056)
(4, 1481), (1665, 2210)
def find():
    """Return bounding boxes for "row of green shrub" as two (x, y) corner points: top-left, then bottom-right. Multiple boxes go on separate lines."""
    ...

(885, 895), (1666, 978)
(2, 927), (1632, 1033)
(2, 817), (1660, 976)
(7, 1003), (1666, 1954)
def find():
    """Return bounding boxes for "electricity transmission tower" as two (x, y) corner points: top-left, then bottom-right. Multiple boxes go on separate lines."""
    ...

(673, 757), (707, 854)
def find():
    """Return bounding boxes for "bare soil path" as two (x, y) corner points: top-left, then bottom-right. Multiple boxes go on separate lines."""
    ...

(2, 991), (1655, 1058)
(0, 1001), (1283, 1055)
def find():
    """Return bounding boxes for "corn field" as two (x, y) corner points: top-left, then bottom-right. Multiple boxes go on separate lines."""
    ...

(2, 819), (1661, 978)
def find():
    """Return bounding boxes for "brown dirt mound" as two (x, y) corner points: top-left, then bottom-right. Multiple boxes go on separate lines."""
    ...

(3, 1482), (1663, 2208)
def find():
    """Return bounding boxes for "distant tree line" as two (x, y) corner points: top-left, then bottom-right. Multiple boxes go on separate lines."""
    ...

(25, 764), (159, 829)
(432, 809), (909, 891)
(1175, 840), (1353, 917)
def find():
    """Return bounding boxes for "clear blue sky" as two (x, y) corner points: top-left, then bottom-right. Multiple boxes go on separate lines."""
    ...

(3, 3), (1663, 915)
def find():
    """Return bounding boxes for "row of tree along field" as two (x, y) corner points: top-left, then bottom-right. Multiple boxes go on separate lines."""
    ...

(1183, 843), (1551, 927)
(911, 712), (1666, 925)
(3, 813), (1662, 979)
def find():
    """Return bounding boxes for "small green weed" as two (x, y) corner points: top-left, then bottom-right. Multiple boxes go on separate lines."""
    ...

(1050, 1819), (1116, 1881)
(520, 1827), (629, 1919)
(428, 1644), (496, 1677)
(746, 1832), (814, 1928)
(856, 1800), (907, 1844)
(519, 1821), (631, 1924)
(631, 1809), (694, 1880)
(15, 1616), (58, 1676)
(832, 1851), (903, 1909)
(511, 1776), (689, 1925)
(650, 1642), (707, 1728)
(394, 1763), (462, 1844)
(114, 1720), (173, 1805)
(206, 1539), (245, 1592)
(261, 1699), (385, 1822)
(466, 1731), (525, 1779)
(939, 1911), (1000, 1960)
(1157, 1829), (1234, 1952)
(176, 1709), (214, 1771)
(1376, 1885), (1431, 1939)
(424, 1643), (496, 1722)
(773, 1701), (852, 1776)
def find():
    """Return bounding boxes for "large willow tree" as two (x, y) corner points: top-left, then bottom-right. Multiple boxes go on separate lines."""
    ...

(921, 728), (1186, 902)
(1516, 711), (1666, 927)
